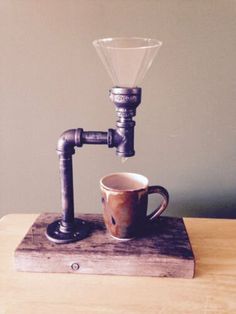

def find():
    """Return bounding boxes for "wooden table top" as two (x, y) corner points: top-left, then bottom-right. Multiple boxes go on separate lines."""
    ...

(0, 214), (236, 313)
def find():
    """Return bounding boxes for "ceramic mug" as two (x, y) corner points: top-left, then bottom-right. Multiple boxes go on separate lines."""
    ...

(100, 172), (169, 240)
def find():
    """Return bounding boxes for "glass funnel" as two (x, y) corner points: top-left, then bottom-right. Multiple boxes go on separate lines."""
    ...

(93, 37), (162, 87)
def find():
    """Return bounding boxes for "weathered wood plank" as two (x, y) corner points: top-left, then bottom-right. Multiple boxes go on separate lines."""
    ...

(15, 213), (195, 278)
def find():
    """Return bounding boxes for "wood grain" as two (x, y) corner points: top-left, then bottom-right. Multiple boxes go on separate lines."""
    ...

(1, 214), (236, 313)
(14, 213), (195, 278)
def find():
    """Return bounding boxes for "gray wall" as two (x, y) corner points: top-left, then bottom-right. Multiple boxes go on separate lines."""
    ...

(1, 0), (236, 218)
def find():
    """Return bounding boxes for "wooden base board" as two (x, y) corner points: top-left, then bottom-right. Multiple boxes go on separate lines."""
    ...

(15, 213), (195, 278)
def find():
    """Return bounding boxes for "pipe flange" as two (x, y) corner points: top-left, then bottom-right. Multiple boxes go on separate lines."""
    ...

(45, 218), (90, 244)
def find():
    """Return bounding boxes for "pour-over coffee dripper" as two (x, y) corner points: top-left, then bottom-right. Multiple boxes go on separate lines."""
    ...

(93, 37), (162, 87)
(46, 37), (162, 243)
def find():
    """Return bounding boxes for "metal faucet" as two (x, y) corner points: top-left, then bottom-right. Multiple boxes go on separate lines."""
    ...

(46, 87), (141, 243)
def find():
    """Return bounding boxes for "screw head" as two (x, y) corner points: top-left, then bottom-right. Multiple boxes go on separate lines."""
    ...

(71, 263), (80, 271)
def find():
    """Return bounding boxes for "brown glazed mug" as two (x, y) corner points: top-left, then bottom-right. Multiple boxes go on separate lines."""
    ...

(100, 172), (169, 240)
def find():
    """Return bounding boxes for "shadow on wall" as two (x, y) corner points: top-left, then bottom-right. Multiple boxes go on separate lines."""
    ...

(165, 191), (236, 219)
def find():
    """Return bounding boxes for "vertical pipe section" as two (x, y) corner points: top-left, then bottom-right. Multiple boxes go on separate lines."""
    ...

(109, 87), (142, 158)
(56, 128), (80, 231)
(59, 155), (75, 229)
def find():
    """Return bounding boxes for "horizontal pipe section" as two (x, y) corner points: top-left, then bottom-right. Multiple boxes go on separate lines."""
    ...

(82, 131), (108, 145)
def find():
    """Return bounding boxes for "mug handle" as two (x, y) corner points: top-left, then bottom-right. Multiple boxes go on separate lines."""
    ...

(147, 185), (169, 221)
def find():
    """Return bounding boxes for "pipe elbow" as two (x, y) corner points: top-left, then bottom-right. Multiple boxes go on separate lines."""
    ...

(57, 128), (83, 155)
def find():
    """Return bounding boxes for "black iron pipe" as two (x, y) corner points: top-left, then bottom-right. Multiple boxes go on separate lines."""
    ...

(82, 131), (108, 145)
(46, 87), (142, 243)
(110, 87), (141, 157)
(57, 128), (109, 229)
(59, 155), (75, 229)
